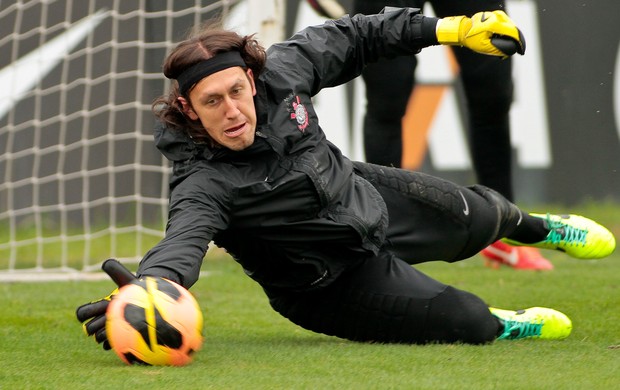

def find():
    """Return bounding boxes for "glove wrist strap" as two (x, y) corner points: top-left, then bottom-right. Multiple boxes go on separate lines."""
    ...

(436, 16), (467, 44)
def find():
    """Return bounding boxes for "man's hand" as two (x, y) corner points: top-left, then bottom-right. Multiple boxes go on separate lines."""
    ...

(75, 259), (137, 350)
(436, 10), (526, 58)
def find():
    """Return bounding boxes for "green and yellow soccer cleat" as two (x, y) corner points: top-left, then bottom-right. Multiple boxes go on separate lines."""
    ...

(504, 213), (616, 259)
(490, 307), (572, 340)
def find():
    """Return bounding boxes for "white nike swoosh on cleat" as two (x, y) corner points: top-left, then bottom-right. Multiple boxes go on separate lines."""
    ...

(486, 245), (519, 265)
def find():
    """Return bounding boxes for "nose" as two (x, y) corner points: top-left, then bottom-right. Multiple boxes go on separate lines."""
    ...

(223, 96), (241, 119)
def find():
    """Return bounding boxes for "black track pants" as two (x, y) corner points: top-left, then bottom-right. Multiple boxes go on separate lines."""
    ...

(267, 251), (500, 344)
(354, 161), (522, 263)
(267, 163), (523, 344)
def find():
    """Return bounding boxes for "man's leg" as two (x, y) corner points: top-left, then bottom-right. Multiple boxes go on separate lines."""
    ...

(354, 162), (615, 263)
(353, 162), (525, 263)
(353, 0), (421, 168)
(361, 56), (416, 168)
(266, 251), (500, 344)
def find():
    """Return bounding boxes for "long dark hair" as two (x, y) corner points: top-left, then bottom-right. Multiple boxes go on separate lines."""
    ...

(152, 23), (266, 143)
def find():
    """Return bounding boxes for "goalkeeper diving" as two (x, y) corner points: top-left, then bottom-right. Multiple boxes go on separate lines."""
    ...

(77, 7), (614, 348)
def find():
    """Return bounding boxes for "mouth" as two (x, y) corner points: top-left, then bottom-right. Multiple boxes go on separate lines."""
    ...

(224, 123), (246, 138)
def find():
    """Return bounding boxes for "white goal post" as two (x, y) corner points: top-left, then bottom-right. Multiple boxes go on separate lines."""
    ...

(0, 0), (285, 281)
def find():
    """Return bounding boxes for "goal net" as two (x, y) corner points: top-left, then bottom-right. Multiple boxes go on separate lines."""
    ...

(0, 0), (284, 281)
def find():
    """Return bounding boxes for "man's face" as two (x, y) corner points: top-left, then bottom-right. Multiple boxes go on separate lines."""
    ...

(181, 67), (257, 151)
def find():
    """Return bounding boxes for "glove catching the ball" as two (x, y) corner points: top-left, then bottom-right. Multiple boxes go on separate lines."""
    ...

(75, 259), (137, 350)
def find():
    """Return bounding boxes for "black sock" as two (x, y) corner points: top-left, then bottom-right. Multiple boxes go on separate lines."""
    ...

(506, 214), (549, 244)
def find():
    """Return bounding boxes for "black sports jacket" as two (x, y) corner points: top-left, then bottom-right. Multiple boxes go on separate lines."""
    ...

(138, 7), (439, 290)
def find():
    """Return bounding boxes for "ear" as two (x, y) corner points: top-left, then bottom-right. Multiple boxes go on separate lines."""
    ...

(246, 68), (257, 96)
(178, 96), (199, 120)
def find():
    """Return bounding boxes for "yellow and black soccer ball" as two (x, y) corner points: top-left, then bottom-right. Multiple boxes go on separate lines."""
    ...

(106, 277), (203, 366)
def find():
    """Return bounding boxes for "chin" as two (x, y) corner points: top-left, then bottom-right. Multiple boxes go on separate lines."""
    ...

(228, 136), (255, 151)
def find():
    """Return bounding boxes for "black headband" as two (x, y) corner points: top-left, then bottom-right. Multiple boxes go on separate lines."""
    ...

(176, 51), (247, 96)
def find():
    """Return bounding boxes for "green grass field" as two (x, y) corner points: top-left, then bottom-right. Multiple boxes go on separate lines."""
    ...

(1, 202), (619, 389)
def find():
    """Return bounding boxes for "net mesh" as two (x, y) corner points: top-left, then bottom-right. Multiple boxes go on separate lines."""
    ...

(0, 0), (246, 278)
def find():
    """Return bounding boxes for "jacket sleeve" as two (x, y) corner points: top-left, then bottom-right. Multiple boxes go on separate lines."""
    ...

(266, 7), (439, 95)
(136, 171), (231, 288)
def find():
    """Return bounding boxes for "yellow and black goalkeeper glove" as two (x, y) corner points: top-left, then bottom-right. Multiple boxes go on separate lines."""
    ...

(436, 10), (526, 58)
(75, 259), (137, 350)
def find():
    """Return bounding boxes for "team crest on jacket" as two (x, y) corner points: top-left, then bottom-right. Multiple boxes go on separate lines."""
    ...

(288, 95), (309, 132)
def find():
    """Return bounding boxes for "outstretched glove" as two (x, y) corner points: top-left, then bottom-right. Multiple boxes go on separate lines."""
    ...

(75, 259), (137, 350)
(436, 10), (526, 58)
(306, 0), (346, 19)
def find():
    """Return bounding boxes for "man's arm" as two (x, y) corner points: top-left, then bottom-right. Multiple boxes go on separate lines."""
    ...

(268, 7), (436, 95)
(268, 7), (523, 95)
(136, 173), (231, 288)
